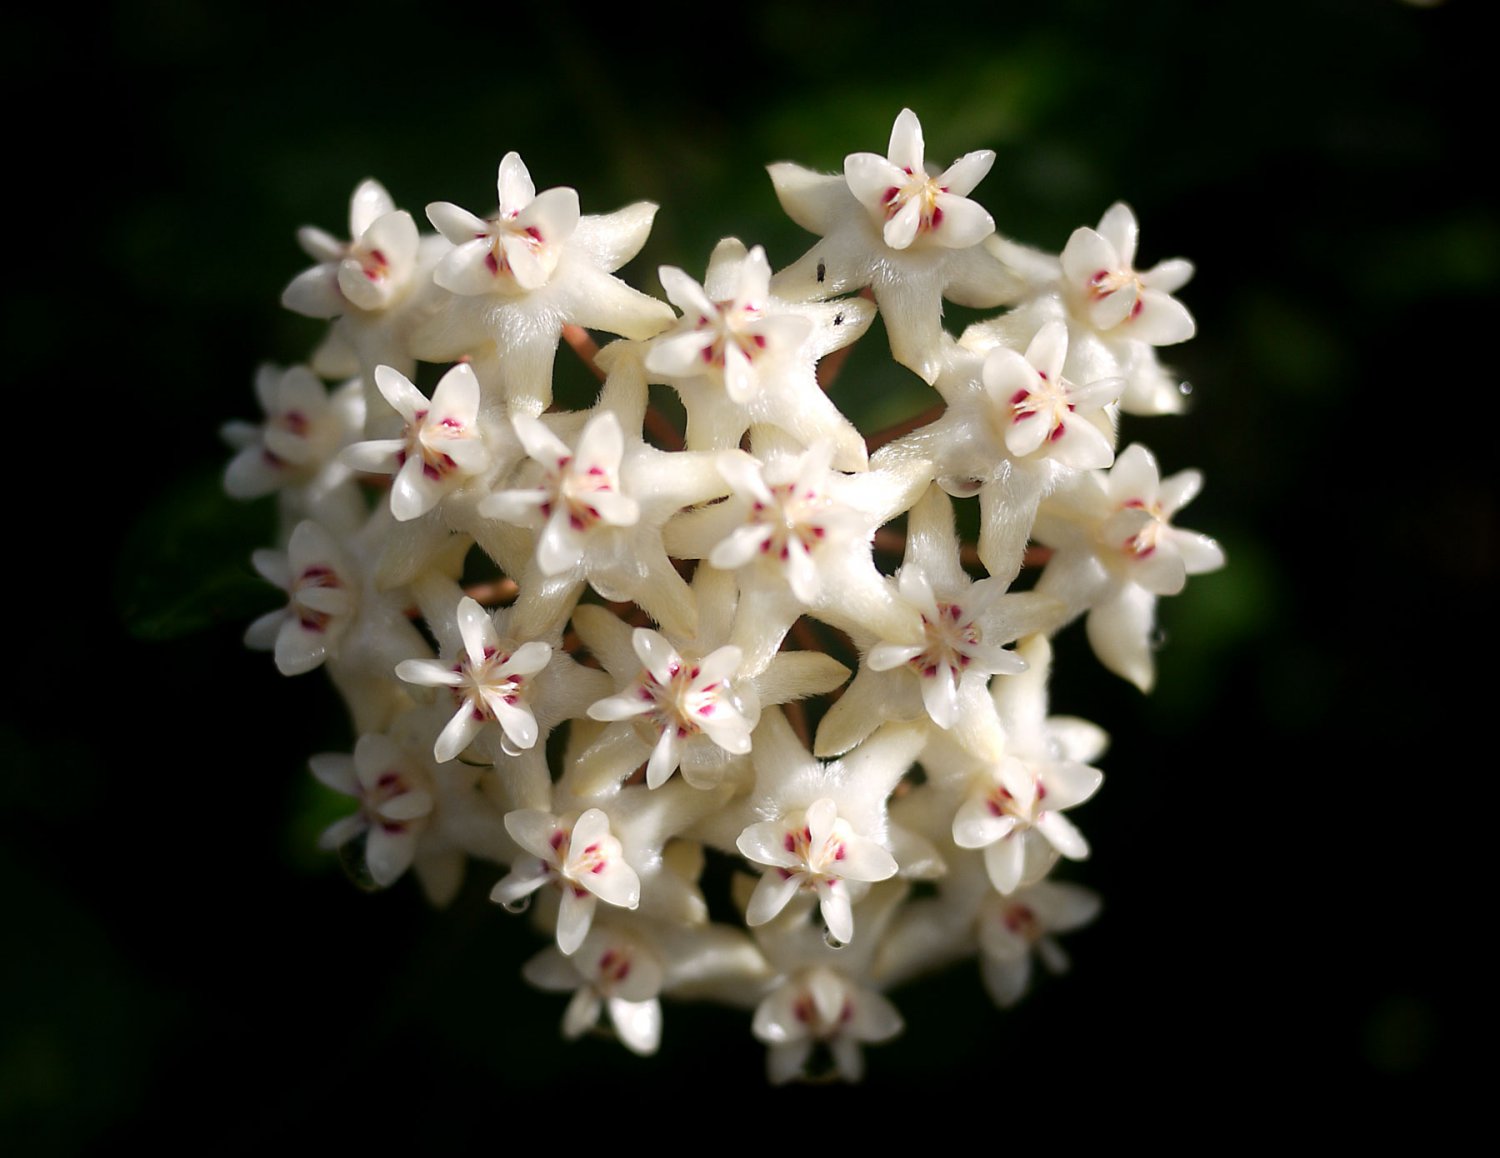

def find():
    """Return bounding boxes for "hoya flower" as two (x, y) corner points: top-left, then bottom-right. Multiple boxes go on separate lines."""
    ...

(1035, 443), (1225, 690)
(481, 405), (729, 638)
(586, 627), (759, 791)
(1095, 444), (1226, 596)
(979, 214), (1193, 416)
(867, 570), (1034, 729)
(309, 732), (434, 889)
(1060, 202), (1195, 345)
(427, 152), (580, 295)
(707, 441), (863, 606)
(816, 487), (1055, 759)
(737, 797), (898, 945)
(730, 710), (922, 945)
(281, 178), (420, 317)
(340, 363), (490, 521)
(843, 107), (997, 252)
(951, 750), (1100, 895)
(977, 879), (1101, 1008)
(649, 243), (812, 405)
(665, 438), (928, 671)
(571, 575), (846, 793)
(752, 965), (903, 1085)
(222, 365), (360, 500)
(896, 328), (1121, 584)
(769, 109), (1019, 383)
(484, 410), (639, 576)
(521, 922), (666, 1056)
(491, 808), (641, 956)
(947, 634), (1107, 894)
(981, 321), (1122, 469)
(244, 520), (358, 676)
(394, 596), (553, 762)
(743, 878), (910, 1084)
(413, 153), (673, 414)
(645, 239), (870, 470)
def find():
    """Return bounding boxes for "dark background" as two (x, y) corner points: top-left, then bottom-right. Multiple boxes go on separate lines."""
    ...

(5, 0), (1489, 1145)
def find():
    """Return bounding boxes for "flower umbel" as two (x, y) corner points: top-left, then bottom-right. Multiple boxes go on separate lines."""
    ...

(231, 109), (1223, 1083)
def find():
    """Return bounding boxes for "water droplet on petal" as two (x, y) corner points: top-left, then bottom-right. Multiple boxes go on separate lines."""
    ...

(501, 896), (531, 915)
(1178, 380), (1193, 396)
(937, 475), (984, 499)
(499, 734), (523, 758)
(338, 833), (381, 893)
(823, 929), (846, 950)
(1150, 628), (1168, 651)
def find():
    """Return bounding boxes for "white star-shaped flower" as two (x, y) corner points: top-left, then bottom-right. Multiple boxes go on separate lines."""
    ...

(977, 879), (1101, 1008)
(815, 486), (1056, 759)
(707, 440), (863, 605)
(737, 797), (898, 945)
(649, 243), (812, 405)
(587, 627), (759, 791)
(952, 751), (1101, 895)
(752, 965), (903, 1085)
(481, 404), (731, 638)
(340, 363), (491, 521)
(981, 320), (1122, 469)
(490, 807), (642, 956)
(1060, 202), (1195, 345)
(483, 410), (640, 576)
(395, 595), (553, 762)
(645, 239), (871, 470)
(730, 709), (922, 945)
(663, 439), (929, 673)
(856, 570), (1038, 745)
(743, 878), (909, 1085)
(309, 732), (435, 889)
(843, 108), (996, 252)
(245, 520), (358, 676)
(570, 577), (846, 794)
(768, 109), (1019, 383)
(942, 634), (1107, 894)
(222, 364), (361, 501)
(281, 178), (421, 318)
(427, 152), (580, 295)
(412, 153), (673, 414)
(521, 922), (666, 1056)
(1034, 443), (1225, 690)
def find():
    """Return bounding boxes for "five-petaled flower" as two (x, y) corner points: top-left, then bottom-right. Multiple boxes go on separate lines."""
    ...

(752, 965), (903, 1085)
(395, 596), (553, 762)
(427, 152), (580, 294)
(222, 364), (358, 500)
(483, 410), (640, 575)
(310, 732), (435, 888)
(245, 520), (358, 677)
(982, 320), (1123, 469)
(282, 178), (421, 317)
(1060, 202), (1195, 345)
(738, 797), (898, 944)
(522, 923), (666, 1056)
(341, 363), (490, 521)
(844, 108), (997, 252)
(587, 628), (759, 790)
(491, 808), (642, 956)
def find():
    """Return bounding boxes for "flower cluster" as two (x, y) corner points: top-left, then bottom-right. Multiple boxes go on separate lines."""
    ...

(226, 109), (1223, 1082)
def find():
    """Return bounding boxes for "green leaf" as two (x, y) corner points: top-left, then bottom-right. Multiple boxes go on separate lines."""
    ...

(116, 470), (278, 641)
